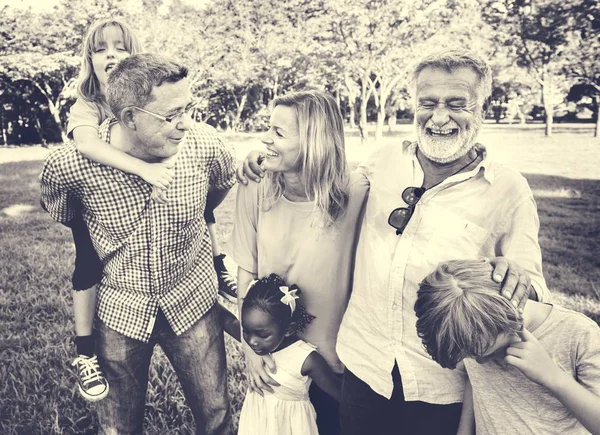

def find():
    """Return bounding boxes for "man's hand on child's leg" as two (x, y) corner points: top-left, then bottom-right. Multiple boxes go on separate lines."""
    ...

(504, 328), (566, 389)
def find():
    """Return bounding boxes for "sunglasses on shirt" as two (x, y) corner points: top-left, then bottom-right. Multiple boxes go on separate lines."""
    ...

(388, 186), (426, 235)
(388, 151), (482, 235)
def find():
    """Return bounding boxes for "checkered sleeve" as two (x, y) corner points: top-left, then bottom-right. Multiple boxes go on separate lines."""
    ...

(208, 136), (237, 191)
(39, 151), (76, 225)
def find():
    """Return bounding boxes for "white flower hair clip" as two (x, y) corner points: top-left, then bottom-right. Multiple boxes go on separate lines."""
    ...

(279, 285), (299, 315)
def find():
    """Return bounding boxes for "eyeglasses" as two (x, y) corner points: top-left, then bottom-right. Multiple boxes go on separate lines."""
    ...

(131, 101), (198, 124)
(388, 186), (426, 235)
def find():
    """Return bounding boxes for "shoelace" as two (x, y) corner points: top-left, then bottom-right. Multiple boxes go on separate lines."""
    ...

(219, 272), (238, 290)
(72, 355), (104, 386)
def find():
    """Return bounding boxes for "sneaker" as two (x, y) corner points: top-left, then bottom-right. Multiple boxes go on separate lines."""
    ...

(72, 355), (109, 402)
(217, 268), (238, 303)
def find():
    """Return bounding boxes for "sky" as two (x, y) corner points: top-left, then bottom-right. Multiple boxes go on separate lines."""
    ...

(0, 0), (60, 10)
(0, 0), (211, 11)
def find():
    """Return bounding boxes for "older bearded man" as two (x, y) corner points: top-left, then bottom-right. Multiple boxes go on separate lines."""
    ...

(237, 49), (550, 434)
(334, 50), (550, 435)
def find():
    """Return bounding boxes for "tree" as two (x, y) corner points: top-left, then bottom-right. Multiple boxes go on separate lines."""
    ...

(324, 0), (479, 143)
(482, 0), (579, 136)
(0, 53), (79, 143)
(0, 0), (127, 143)
(567, 84), (599, 136)
(561, 0), (600, 137)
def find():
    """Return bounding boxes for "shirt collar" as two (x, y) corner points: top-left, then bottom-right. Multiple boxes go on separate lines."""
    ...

(405, 140), (495, 185)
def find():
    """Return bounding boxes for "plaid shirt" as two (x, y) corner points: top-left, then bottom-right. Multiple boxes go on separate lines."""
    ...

(40, 119), (236, 342)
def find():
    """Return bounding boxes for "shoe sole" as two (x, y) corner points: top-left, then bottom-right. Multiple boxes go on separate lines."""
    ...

(218, 290), (238, 304)
(78, 383), (110, 402)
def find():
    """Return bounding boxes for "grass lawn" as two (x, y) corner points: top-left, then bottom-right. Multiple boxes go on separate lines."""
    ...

(1, 124), (599, 434)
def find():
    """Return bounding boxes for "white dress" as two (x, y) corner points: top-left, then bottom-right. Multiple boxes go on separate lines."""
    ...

(238, 340), (319, 435)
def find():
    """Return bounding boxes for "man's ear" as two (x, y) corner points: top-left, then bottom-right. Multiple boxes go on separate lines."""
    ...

(120, 107), (136, 130)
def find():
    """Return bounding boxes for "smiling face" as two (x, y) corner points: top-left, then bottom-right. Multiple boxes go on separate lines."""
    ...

(132, 78), (192, 161)
(241, 306), (289, 356)
(91, 25), (131, 90)
(414, 67), (484, 164)
(261, 105), (302, 174)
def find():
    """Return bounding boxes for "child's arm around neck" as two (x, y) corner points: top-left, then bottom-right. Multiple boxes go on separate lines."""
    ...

(301, 351), (341, 402)
(72, 126), (173, 190)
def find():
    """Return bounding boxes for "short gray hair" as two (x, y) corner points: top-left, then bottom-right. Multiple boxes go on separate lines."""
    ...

(411, 49), (493, 106)
(106, 53), (189, 120)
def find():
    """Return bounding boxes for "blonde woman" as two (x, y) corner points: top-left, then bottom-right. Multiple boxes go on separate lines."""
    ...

(227, 90), (368, 434)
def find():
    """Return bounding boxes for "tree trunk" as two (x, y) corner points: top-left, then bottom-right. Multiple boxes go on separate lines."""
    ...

(33, 82), (68, 143)
(375, 104), (385, 142)
(359, 76), (369, 144)
(0, 111), (6, 145)
(359, 99), (368, 143)
(594, 96), (599, 138)
(388, 114), (397, 132)
(544, 106), (553, 137)
(232, 92), (247, 133)
(540, 73), (554, 137)
(273, 76), (279, 100)
(34, 117), (48, 147)
(343, 72), (358, 130)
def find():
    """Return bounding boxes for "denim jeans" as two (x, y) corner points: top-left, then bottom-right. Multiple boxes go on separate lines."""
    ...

(95, 304), (232, 435)
(340, 365), (462, 435)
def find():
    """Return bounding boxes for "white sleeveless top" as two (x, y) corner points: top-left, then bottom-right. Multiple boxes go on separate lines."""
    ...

(238, 340), (319, 435)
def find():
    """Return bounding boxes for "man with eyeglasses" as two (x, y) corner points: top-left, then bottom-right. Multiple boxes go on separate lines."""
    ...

(40, 53), (235, 434)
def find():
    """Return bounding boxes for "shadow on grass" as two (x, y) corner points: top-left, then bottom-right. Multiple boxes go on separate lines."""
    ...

(523, 173), (600, 322)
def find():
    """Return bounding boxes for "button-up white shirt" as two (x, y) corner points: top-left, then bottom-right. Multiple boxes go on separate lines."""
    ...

(337, 141), (550, 403)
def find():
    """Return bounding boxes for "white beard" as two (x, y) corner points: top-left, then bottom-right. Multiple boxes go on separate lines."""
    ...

(416, 116), (482, 164)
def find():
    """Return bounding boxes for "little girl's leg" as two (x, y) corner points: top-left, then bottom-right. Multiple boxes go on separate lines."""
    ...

(70, 214), (109, 401)
(204, 208), (237, 303)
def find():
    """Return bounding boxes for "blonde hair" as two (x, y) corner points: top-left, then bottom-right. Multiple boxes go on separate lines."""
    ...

(76, 18), (143, 105)
(414, 260), (523, 369)
(262, 90), (349, 226)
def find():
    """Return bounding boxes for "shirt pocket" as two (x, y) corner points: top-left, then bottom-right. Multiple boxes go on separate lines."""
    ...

(423, 208), (490, 264)
(168, 173), (207, 229)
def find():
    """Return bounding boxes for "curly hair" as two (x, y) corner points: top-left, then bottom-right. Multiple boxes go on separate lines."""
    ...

(242, 274), (315, 334)
(414, 260), (523, 369)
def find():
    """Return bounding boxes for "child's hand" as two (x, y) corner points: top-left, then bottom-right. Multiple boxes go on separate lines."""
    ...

(504, 328), (565, 388)
(151, 187), (169, 205)
(139, 161), (175, 190)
